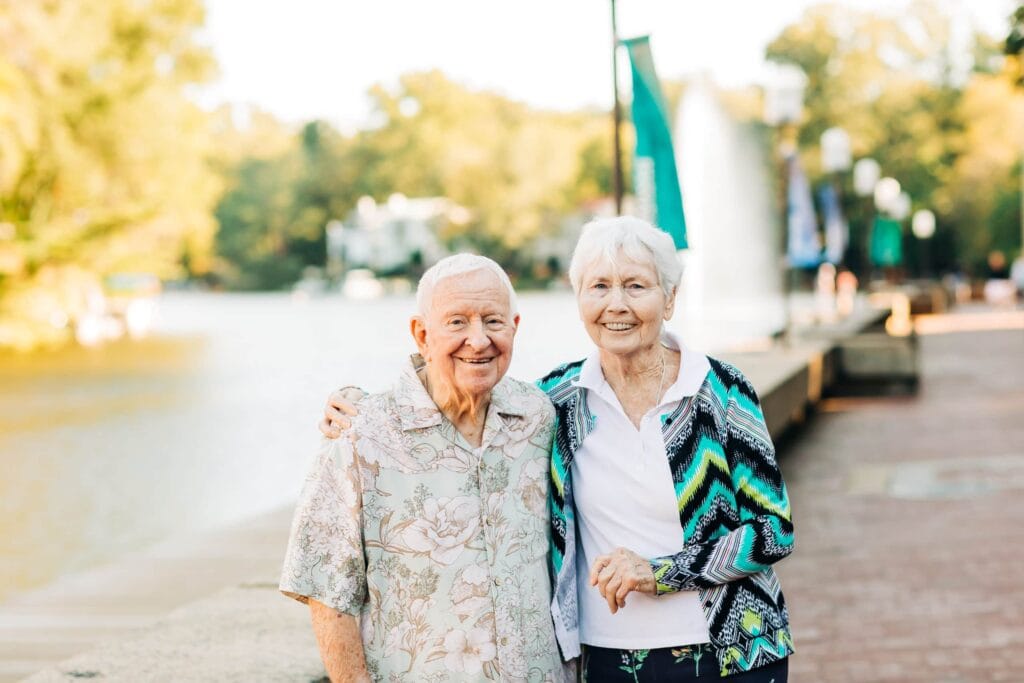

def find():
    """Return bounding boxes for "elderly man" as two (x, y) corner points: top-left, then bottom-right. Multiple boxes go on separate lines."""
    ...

(280, 254), (565, 682)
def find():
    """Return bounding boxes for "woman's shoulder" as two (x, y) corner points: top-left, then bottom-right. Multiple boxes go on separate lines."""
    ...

(536, 358), (586, 390)
(705, 356), (759, 401)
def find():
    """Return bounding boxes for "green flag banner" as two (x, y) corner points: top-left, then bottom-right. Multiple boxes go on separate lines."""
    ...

(622, 36), (687, 249)
(870, 216), (903, 266)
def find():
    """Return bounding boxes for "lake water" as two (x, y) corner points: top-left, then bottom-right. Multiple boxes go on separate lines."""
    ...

(0, 290), (781, 603)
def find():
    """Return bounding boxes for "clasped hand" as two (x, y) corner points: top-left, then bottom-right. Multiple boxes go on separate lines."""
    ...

(589, 547), (656, 614)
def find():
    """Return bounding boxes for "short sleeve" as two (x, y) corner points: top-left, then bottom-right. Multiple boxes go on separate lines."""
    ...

(279, 437), (366, 616)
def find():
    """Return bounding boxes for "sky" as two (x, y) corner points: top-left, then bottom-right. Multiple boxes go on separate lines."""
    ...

(194, 0), (1016, 131)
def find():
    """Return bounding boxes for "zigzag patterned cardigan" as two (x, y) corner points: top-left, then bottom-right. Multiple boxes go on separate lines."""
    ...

(537, 356), (795, 677)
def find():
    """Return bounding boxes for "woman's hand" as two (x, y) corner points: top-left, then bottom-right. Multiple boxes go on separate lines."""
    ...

(589, 547), (657, 614)
(319, 387), (366, 439)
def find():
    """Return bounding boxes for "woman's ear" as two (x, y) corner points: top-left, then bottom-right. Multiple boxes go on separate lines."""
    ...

(663, 287), (678, 320)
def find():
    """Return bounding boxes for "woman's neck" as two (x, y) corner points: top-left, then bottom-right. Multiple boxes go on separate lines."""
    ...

(599, 340), (680, 428)
(421, 368), (489, 447)
(599, 341), (665, 387)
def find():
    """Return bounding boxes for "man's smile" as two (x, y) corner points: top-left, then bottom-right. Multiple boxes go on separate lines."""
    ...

(455, 356), (495, 364)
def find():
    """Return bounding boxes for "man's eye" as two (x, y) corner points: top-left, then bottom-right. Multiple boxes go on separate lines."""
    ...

(486, 318), (504, 326)
(449, 319), (466, 326)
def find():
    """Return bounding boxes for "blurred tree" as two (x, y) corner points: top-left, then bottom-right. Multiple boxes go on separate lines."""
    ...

(211, 70), (618, 288)
(211, 118), (359, 289)
(213, 154), (304, 290)
(355, 71), (613, 262)
(1006, 3), (1024, 86)
(0, 0), (219, 348)
(945, 73), (1024, 270)
(766, 3), (1023, 274)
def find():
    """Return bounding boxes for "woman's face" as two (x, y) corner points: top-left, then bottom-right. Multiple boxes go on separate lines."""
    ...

(412, 269), (519, 401)
(577, 253), (675, 358)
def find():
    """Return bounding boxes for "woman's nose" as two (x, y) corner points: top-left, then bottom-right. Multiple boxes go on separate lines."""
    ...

(605, 285), (629, 309)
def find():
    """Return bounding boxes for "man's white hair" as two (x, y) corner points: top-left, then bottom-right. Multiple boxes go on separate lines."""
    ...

(416, 253), (519, 316)
(568, 215), (682, 296)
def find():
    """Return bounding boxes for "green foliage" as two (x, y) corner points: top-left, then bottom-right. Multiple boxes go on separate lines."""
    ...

(358, 71), (612, 254)
(210, 71), (617, 288)
(766, 3), (1024, 272)
(0, 0), (219, 348)
(1007, 4), (1024, 86)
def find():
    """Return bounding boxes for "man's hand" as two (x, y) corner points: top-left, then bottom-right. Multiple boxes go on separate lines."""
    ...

(589, 547), (657, 614)
(309, 598), (370, 683)
(319, 387), (366, 439)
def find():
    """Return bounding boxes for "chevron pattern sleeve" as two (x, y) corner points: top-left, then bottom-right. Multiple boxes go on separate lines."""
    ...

(648, 372), (795, 594)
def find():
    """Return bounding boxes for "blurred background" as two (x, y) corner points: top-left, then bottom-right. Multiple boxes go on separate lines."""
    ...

(0, 0), (1022, 680)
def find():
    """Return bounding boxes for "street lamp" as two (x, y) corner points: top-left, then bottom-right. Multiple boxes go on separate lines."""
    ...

(874, 177), (901, 214)
(763, 63), (808, 130)
(821, 127), (851, 174)
(853, 158), (881, 197)
(912, 209), (936, 278)
(849, 158), (881, 280)
(891, 191), (911, 222)
(762, 63), (807, 340)
(821, 128), (851, 266)
(911, 209), (936, 239)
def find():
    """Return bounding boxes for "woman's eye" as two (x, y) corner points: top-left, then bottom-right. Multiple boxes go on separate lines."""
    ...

(592, 283), (608, 290)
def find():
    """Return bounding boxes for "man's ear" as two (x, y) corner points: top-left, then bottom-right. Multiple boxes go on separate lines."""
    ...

(410, 316), (429, 359)
(512, 313), (521, 332)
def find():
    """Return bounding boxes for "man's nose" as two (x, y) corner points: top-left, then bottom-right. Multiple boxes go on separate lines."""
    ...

(465, 320), (490, 349)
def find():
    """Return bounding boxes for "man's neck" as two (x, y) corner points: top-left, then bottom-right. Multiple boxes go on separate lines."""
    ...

(420, 368), (490, 447)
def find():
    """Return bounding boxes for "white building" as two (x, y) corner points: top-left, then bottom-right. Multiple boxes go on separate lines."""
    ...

(326, 194), (464, 276)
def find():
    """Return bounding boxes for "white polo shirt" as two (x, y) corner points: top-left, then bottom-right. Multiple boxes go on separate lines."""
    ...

(571, 332), (712, 649)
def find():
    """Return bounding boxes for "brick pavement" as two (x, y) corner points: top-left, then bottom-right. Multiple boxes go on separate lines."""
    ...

(775, 318), (1024, 682)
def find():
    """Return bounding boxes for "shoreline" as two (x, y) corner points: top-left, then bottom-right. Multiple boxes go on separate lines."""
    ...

(0, 507), (296, 683)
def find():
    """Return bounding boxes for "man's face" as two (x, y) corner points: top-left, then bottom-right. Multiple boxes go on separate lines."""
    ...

(412, 269), (519, 400)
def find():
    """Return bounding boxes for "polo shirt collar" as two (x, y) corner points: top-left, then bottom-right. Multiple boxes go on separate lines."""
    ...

(394, 354), (527, 432)
(575, 331), (710, 405)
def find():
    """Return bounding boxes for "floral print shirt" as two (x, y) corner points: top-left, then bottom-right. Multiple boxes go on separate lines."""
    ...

(280, 356), (566, 682)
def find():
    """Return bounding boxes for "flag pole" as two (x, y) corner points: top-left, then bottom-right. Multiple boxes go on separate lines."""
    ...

(611, 0), (623, 215)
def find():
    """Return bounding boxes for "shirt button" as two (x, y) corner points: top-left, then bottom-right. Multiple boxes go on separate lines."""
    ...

(500, 636), (508, 646)
(493, 577), (501, 586)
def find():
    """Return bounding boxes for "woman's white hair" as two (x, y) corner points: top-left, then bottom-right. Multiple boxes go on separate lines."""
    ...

(568, 215), (683, 295)
(416, 253), (519, 316)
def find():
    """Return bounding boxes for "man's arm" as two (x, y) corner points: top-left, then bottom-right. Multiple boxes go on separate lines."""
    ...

(309, 598), (370, 683)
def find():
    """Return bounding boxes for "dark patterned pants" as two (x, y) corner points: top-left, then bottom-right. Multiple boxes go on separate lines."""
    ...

(581, 644), (788, 682)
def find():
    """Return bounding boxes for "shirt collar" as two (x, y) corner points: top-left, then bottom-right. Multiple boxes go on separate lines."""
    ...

(574, 331), (710, 404)
(394, 354), (527, 432)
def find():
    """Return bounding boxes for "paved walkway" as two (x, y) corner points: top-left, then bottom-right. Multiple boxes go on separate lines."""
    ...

(776, 308), (1024, 682)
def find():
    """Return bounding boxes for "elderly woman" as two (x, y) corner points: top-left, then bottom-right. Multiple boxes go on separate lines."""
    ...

(321, 217), (794, 681)
(283, 254), (566, 682)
